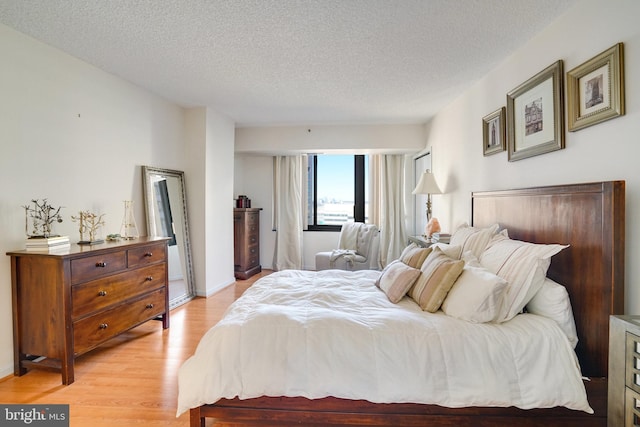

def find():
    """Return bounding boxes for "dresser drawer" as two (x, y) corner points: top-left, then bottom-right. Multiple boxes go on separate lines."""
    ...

(247, 232), (259, 245)
(71, 251), (127, 284)
(73, 288), (166, 355)
(247, 245), (259, 268)
(127, 242), (167, 268)
(71, 263), (166, 319)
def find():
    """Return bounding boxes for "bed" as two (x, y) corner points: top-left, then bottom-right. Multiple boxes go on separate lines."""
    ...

(180, 181), (625, 427)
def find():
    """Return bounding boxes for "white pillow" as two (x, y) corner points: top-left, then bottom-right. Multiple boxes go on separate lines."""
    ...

(442, 252), (508, 323)
(526, 278), (579, 348)
(479, 233), (568, 322)
(430, 242), (463, 260)
(450, 223), (500, 259)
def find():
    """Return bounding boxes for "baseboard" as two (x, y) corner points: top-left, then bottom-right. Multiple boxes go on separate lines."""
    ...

(197, 277), (236, 298)
(0, 364), (13, 381)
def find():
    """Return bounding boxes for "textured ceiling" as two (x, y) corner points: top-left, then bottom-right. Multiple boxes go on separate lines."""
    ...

(0, 0), (576, 127)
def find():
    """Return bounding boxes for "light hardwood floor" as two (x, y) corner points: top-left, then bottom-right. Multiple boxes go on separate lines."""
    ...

(0, 271), (270, 427)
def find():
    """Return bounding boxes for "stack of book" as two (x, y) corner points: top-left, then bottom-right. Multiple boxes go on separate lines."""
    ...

(25, 235), (71, 252)
(431, 233), (451, 244)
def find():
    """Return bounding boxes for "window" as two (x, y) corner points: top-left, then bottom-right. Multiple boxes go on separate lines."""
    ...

(307, 154), (368, 231)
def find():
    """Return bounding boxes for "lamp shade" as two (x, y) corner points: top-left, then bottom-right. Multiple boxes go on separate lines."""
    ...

(412, 170), (442, 195)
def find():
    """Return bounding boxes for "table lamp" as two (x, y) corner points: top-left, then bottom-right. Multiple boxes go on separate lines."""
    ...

(412, 170), (443, 236)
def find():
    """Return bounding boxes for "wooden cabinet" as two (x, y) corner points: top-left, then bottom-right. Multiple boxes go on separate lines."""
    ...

(7, 237), (169, 385)
(609, 315), (640, 426)
(234, 208), (261, 279)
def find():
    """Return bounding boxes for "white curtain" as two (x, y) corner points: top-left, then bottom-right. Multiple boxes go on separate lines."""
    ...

(370, 154), (407, 268)
(272, 155), (307, 271)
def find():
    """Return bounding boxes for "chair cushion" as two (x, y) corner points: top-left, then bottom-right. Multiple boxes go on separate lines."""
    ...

(356, 224), (378, 257)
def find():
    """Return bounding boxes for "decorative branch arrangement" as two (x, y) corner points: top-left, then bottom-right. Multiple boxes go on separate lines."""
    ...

(23, 199), (64, 238)
(71, 211), (106, 244)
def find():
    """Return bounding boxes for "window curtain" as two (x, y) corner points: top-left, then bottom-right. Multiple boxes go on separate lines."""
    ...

(370, 154), (407, 268)
(272, 155), (308, 271)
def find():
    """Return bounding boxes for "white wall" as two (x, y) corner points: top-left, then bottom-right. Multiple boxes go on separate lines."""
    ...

(236, 124), (425, 155)
(234, 125), (425, 270)
(234, 0), (640, 314)
(426, 0), (640, 313)
(203, 108), (236, 295)
(0, 24), (235, 377)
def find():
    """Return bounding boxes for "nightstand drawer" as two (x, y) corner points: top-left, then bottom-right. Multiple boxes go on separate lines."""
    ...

(627, 332), (640, 393)
(71, 251), (127, 284)
(626, 387), (640, 426)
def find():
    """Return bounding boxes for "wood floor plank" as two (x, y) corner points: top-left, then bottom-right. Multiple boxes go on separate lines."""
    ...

(0, 271), (268, 427)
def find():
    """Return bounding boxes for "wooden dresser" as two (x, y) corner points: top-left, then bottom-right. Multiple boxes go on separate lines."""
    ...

(7, 237), (169, 385)
(609, 315), (640, 426)
(233, 208), (261, 279)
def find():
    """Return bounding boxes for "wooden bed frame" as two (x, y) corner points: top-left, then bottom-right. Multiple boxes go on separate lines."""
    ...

(190, 181), (625, 427)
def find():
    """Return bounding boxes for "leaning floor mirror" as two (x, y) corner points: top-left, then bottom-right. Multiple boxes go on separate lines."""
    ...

(142, 166), (196, 309)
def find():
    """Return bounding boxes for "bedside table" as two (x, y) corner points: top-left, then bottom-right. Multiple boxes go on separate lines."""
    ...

(408, 235), (432, 248)
(609, 315), (640, 426)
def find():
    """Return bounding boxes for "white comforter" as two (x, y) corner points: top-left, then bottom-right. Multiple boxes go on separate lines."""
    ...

(177, 269), (592, 415)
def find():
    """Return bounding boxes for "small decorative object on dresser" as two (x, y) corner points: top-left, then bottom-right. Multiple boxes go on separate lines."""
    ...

(23, 198), (64, 238)
(7, 237), (170, 385)
(71, 210), (106, 244)
(120, 200), (140, 239)
(234, 208), (261, 279)
(609, 315), (640, 426)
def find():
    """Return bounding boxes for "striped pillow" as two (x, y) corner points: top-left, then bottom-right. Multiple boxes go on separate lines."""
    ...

(399, 244), (432, 268)
(409, 247), (465, 312)
(479, 233), (569, 322)
(450, 223), (500, 259)
(376, 260), (421, 303)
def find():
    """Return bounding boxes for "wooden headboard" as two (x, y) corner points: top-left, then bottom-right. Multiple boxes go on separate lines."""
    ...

(471, 181), (625, 378)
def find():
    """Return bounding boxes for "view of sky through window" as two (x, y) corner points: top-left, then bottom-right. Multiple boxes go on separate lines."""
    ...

(315, 155), (368, 224)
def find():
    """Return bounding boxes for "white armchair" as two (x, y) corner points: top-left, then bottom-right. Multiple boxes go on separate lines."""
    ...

(315, 223), (380, 271)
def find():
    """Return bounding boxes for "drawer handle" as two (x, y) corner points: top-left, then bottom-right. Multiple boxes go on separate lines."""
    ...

(144, 252), (153, 257)
(98, 290), (107, 297)
(99, 323), (108, 330)
(96, 262), (107, 268)
(146, 276), (153, 281)
(146, 303), (154, 309)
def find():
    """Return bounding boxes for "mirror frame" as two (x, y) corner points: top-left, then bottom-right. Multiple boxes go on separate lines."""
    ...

(142, 165), (196, 309)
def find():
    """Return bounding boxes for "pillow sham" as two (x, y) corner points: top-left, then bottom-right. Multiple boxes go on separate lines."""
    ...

(399, 244), (432, 269)
(441, 253), (508, 323)
(408, 247), (465, 312)
(430, 242), (463, 260)
(450, 223), (500, 259)
(376, 260), (421, 303)
(479, 233), (568, 322)
(526, 278), (579, 348)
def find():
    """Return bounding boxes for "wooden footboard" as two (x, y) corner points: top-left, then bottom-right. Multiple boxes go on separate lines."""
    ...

(190, 378), (607, 427)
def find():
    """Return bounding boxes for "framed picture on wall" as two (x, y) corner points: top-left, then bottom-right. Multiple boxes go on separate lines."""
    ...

(567, 42), (625, 132)
(506, 60), (565, 162)
(482, 107), (506, 156)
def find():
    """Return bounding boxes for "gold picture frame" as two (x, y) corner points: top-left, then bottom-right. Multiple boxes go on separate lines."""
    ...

(482, 107), (506, 156)
(567, 42), (625, 132)
(507, 60), (564, 162)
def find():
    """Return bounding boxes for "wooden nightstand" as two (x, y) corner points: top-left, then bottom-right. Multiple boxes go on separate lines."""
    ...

(609, 315), (640, 426)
